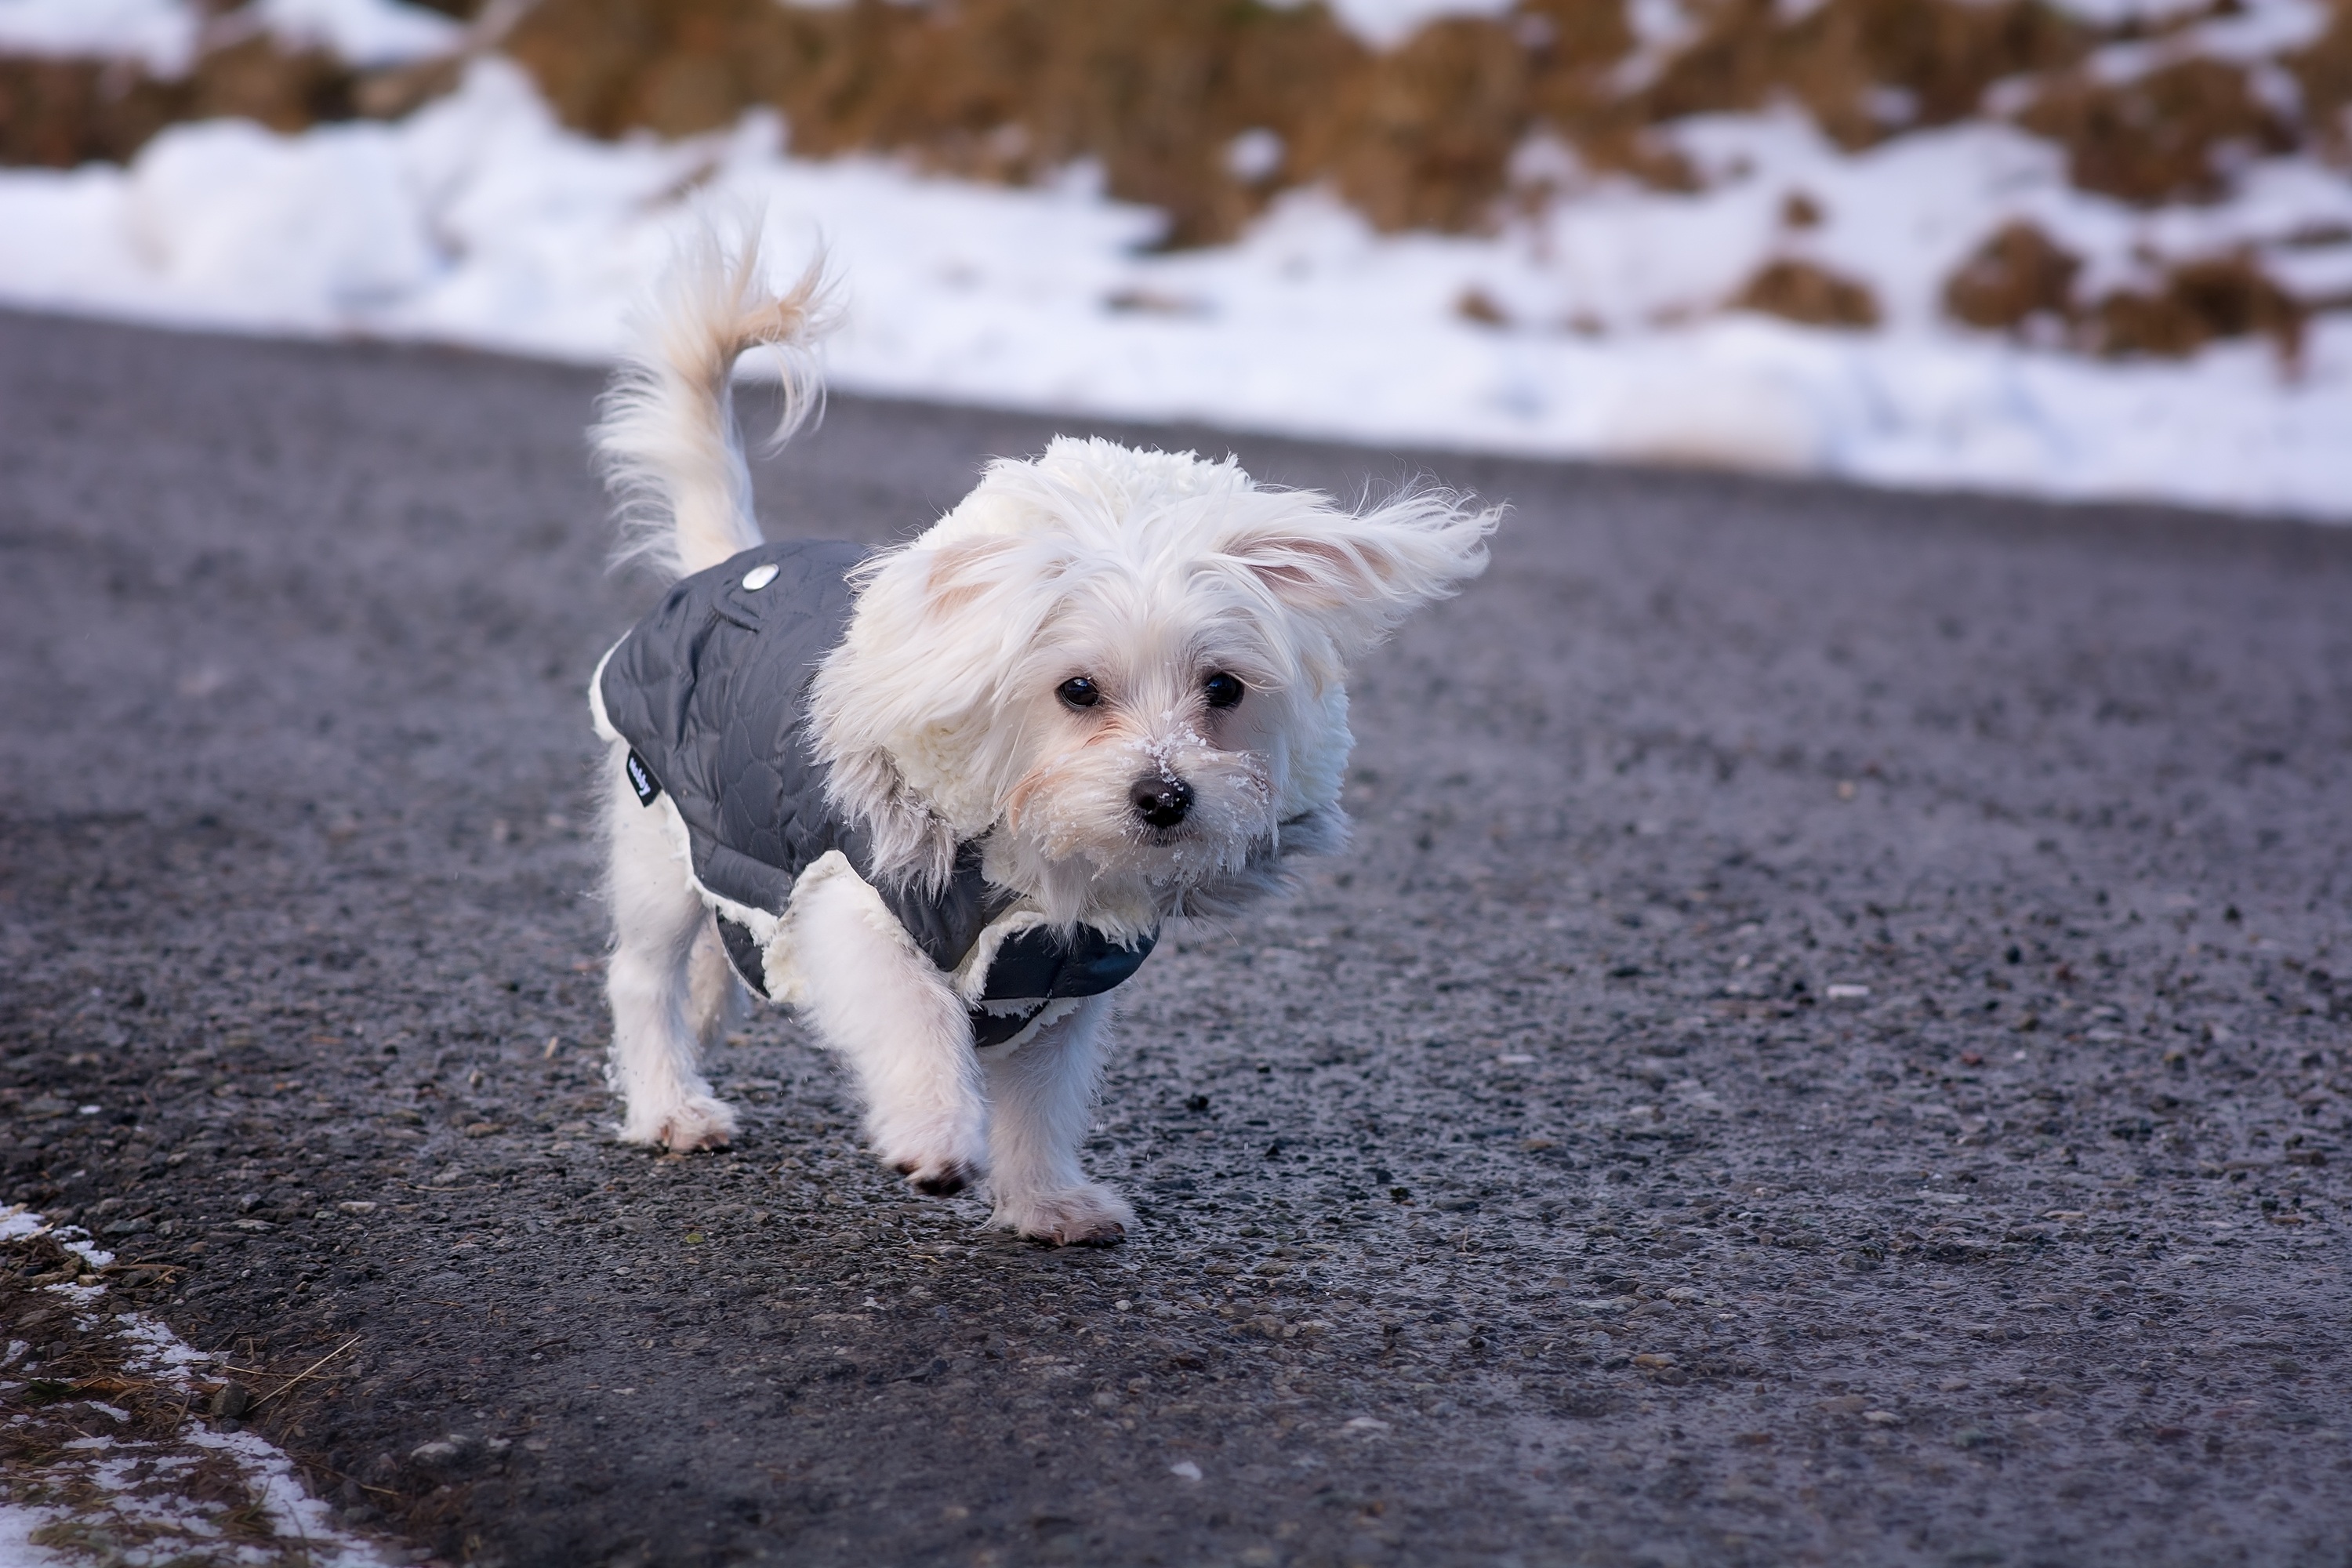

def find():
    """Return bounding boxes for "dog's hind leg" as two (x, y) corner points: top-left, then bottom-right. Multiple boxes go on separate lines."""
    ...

(982, 996), (1132, 1246)
(787, 866), (986, 1195)
(686, 915), (745, 1053)
(604, 755), (740, 1152)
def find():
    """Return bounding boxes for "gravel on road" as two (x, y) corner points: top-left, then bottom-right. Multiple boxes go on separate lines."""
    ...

(3, 308), (2349, 1568)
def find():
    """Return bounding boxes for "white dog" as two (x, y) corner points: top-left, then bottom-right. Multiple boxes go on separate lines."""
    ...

(584, 230), (1497, 1244)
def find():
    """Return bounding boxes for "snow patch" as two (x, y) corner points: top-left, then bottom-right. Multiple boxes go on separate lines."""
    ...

(0, 1205), (395, 1568)
(0, 0), (198, 74)
(247, 0), (463, 70)
(1315, 0), (1518, 49)
(0, 58), (2345, 519)
(0, 0), (459, 75)
(115, 1312), (216, 1387)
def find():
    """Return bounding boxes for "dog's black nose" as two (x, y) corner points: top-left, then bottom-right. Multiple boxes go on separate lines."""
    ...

(1131, 776), (1193, 829)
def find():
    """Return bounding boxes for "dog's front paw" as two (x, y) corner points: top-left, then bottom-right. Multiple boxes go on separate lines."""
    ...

(619, 1094), (739, 1152)
(874, 1116), (987, 1199)
(893, 1155), (981, 1196)
(992, 1184), (1134, 1247)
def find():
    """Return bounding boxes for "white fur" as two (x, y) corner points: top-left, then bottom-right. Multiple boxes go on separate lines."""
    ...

(592, 221), (833, 580)
(981, 995), (1134, 1243)
(601, 752), (740, 1152)
(808, 441), (1497, 920)
(588, 223), (1498, 1243)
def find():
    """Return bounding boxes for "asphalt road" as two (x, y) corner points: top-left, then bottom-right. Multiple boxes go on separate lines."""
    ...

(3, 307), (2350, 1568)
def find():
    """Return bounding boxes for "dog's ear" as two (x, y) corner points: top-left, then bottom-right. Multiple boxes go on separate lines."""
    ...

(921, 535), (1027, 616)
(808, 532), (1051, 877)
(1221, 532), (1411, 612)
(1215, 488), (1500, 657)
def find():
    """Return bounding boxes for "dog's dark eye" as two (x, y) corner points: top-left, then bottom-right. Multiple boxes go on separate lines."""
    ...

(1203, 672), (1246, 710)
(1057, 676), (1101, 710)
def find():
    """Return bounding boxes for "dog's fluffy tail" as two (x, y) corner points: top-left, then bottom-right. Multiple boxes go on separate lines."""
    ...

(594, 223), (834, 581)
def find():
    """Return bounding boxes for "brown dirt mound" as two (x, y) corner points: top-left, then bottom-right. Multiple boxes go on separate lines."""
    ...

(2, 0), (2343, 320)
(1454, 284), (1511, 325)
(2017, 56), (2296, 205)
(1940, 222), (2307, 361)
(495, 0), (2113, 242)
(509, 0), (1352, 246)
(1308, 16), (1542, 234)
(0, 25), (458, 169)
(2083, 252), (2307, 361)
(1943, 220), (2082, 332)
(2288, 0), (2352, 159)
(501, 0), (1649, 245)
(0, 57), (185, 167)
(1628, 0), (2092, 151)
(1730, 257), (1882, 327)
(2, 0), (2337, 245)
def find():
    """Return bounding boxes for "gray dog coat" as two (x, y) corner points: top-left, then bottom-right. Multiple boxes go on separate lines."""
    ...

(591, 540), (1156, 1047)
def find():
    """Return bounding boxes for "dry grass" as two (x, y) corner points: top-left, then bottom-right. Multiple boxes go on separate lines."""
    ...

(2288, 0), (2352, 159)
(2085, 252), (2307, 361)
(1944, 220), (2082, 332)
(499, 0), (1617, 244)
(0, 34), (378, 168)
(2, 1222), (383, 1568)
(0, 57), (186, 166)
(1730, 257), (1882, 328)
(2018, 56), (2296, 204)
(1940, 219), (2305, 361)
(446, 0), (2352, 252)
(0, 0), (2342, 352)
(1627, 0), (2092, 148)
(0, 0), (2332, 237)
(1454, 284), (1512, 326)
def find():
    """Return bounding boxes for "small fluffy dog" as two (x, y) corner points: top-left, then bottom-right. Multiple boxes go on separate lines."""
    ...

(586, 230), (1497, 1245)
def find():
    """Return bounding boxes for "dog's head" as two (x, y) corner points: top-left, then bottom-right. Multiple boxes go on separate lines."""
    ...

(811, 438), (1497, 930)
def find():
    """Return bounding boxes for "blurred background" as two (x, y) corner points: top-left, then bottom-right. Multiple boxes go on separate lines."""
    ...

(1, 0), (2347, 514)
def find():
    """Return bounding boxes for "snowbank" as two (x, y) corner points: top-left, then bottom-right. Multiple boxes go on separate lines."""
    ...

(0, 0), (458, 72)
(1315, 0), (1518, 49)
(0, 0), (198, 73)
(0, 56), (2345, 519)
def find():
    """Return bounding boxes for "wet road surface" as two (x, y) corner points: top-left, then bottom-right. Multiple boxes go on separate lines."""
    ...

(4, 308), (2350, 1567)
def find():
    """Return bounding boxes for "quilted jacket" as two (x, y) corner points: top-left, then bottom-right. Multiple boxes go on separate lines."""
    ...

(593, 540), (1154, 1046)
